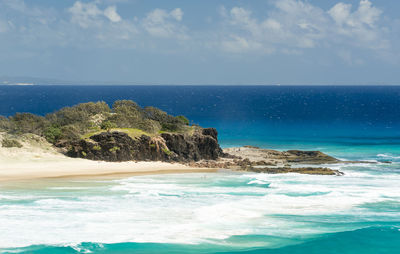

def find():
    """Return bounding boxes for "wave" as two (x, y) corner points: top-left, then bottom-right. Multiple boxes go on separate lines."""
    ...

(377, 153), (400, 159)
(3, 227), (400, 254)
(219, 226), (400, 254)
(2, 172), (400, 250)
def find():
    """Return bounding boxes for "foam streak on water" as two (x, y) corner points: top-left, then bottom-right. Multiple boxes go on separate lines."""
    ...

(1, 162), (400, 251)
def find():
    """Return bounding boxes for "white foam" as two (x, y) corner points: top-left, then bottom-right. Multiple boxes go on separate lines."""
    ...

(48, 187), (93, 190)
(1, 169), (400, 248)
(247, 179), (269, 185)
(377, 153), (400, 159)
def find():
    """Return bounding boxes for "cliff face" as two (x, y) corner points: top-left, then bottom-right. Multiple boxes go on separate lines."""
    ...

(66, 128), (223, 162)
(161, 128), (221, 161)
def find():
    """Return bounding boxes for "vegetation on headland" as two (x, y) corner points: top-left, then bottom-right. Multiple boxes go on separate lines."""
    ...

(0, 100), (192, 145)
(1, 137), (23, 148)
(0, 101), (346, 176)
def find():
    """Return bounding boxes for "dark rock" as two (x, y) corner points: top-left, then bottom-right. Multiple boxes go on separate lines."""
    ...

(285, 150), (339, 164)
(202, 128), (218, 140)
(161, 128), (223, 161)
(67, 132), (138, 162)
(66, 128), (223, 162)
(248, 166), (344, 176)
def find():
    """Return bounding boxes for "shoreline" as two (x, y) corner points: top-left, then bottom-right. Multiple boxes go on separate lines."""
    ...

(0, 132), (218, 182)
(0, 133), (347, 182)
(0, 160), (219, 182)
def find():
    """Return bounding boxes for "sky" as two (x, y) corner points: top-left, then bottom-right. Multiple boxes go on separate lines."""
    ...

(0, 0), (399, 85)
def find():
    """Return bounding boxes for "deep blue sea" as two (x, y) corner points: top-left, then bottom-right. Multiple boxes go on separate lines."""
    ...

(1, 85), (400, 253)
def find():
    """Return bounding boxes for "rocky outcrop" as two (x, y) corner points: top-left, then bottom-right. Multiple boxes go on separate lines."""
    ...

(244, 166), (344, 176)
(66, 128), (223, 162)
(223, 146), (339, 165)
(285, 150), (338, 164)
(64, 129), (348, 176)
(161, 128), (222, 161)
(221, 146), (344, 175)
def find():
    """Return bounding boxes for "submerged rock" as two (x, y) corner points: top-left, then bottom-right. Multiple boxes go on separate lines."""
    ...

(284, 150), (339, 164)
(247, 166), (344, 176)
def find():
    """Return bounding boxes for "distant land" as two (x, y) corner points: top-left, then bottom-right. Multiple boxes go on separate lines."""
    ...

(0, 76), (396, 86)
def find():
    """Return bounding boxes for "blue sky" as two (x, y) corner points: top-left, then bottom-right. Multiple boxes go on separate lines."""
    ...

(0, 0), (399, 85)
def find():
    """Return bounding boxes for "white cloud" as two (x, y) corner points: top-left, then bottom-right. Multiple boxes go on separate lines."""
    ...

(262, 19), (281, 31)
(0, 0), (394, 63)
(170, 8), (183, 22)
(328, 0), (387, 49)
(356, 0), (382, 27)
(68, 1), (122, 28)
(104, 6), (122, 23)
(219, 0), (327, 53)
(329, 0), (382, 28)
(68, 1), (103, 28)
(142, 8), (187, 39)
(219, 0), (389, 54)
(328, 3), (352, 26)
(221, 35), (264, 53)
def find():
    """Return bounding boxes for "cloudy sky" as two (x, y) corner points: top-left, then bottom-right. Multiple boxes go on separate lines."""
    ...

(0, 0), (399, 85)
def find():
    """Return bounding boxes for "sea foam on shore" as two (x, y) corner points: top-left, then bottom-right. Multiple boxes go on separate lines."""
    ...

(1, 162), (400, 251)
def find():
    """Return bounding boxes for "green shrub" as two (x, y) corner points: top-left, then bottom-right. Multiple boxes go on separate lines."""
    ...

(162, 148), (172, 156)
(44, 126), (62, 143)
(176, 115), (189, 125)
(110, 100), (144, 128)
(3, 100), (191, 145)
(47, 101), (110, 128)
(59, 125), (81, 141)
(144, 107), (168, 122)
(161, 122), (180, 132)
(0, 116), (11, 131)
(100, 120), (116, 132)
(10, 113), (49, 135)
(2, 138), (23, 148)
(93, 145), (101, 151)
(144, 107), (187, 132)
(137, 119), (161, 133)
(109, 146), (120, 152)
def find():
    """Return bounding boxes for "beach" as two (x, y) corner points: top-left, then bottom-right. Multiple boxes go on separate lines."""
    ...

(0, 135), (217, 181)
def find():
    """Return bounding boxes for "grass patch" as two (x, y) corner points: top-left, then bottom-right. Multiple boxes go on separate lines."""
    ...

(2, 138), (23, 148)
(109, 146), (120, 152)
(162, 148), (172, 156)
(81, 128), (152, 140)
(93, 145), (101, 151)
(158, 125), (197, 135)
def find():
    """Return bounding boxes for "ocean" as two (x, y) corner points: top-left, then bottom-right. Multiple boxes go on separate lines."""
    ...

(1, 85), (400, 253)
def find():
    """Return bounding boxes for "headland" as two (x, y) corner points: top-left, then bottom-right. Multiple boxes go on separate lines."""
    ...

(0, 100), (361, 181)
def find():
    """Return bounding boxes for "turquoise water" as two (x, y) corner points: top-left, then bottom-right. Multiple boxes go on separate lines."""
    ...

(1, 85), (400, 253)
(1, 161), (400, 253)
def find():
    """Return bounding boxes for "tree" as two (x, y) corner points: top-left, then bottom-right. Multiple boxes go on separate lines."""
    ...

(10, 113), (49, 135)
(0, 116), (10, 131)
(110, 100), (144, 128)
(44, 126), (62, 143)
(101, 120), (116, 132)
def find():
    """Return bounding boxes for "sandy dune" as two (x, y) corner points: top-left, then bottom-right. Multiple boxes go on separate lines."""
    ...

(0, 133), (217, 181)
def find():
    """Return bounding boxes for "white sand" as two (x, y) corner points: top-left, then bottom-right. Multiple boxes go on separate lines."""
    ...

(0, 133), (216, 181)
